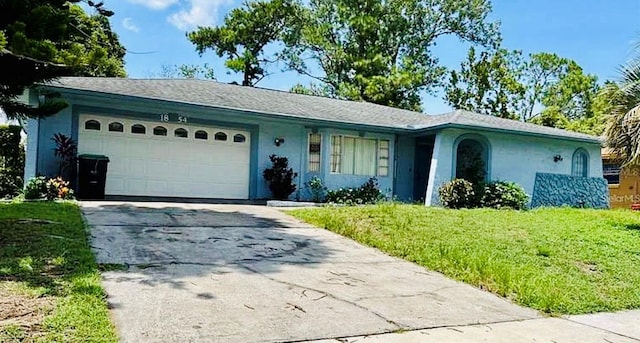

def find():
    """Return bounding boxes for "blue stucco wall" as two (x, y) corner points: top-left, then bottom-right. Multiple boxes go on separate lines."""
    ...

(35, 107), (74, 179)
(31, 90), (400, 200)
(426, 128), (603, 206)
(255, 121), (306, 199)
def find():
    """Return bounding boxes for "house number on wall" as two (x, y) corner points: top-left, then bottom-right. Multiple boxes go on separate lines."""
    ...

(160, 113), (188, 123)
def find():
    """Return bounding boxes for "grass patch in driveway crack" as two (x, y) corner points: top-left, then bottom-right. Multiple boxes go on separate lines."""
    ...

(289, 204), (640, 315)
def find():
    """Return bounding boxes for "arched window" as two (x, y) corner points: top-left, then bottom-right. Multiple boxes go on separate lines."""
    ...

(454, 135), (490, 183)
(214, 132), (227, 141)
(572, 149), (589, 177)
(153, 126), (167, 136)
(174, 128), (188, 138)
(108, 122), (124, 132)
(85, 120), (101, 130)
(233, 134), (246, 143)
(131, 124), (146, 134)
(195, 130), (208, 140)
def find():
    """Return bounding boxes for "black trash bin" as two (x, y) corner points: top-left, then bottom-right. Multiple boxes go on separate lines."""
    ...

(77, 154), (110, 200)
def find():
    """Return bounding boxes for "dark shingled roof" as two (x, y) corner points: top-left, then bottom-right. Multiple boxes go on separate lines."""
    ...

(48, 77), (600, 143)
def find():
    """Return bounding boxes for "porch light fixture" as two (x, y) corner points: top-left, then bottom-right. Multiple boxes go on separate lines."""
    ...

(553, 154), (563, 162)
(274, 137), (285, 146)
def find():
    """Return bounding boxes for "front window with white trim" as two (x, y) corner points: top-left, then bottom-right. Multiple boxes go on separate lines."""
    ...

(330, 135), (389, 177)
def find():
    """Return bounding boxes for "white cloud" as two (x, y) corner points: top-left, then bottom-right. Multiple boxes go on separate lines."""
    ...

(128, 0), (179, 10)
(167, 0), (230, 31)
(122, 18), (140, 32)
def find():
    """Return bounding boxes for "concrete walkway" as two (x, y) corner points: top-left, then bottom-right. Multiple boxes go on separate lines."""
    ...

(82, 202), (640, 342)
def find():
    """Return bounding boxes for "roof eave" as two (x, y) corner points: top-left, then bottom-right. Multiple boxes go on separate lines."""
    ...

(412, 123), (602, 144)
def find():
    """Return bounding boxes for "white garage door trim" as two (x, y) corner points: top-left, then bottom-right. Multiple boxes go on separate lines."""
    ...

(78, 114), (251, 199)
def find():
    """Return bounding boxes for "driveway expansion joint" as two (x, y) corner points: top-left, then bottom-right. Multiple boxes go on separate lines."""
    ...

(563, 317), (640, 342)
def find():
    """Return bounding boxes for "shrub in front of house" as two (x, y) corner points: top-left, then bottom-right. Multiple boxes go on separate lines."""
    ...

(23, 176), (75, 200)
(0, 167), (23, 199)
(326, 177), (385, 205)
(479, 181), (529, 210)
(439, 179), (529, 210)
(23, 176), (49, 200)
(263, 154), (298, 200)
(0, 125), (25, 199)
(438, 178), (477, 209)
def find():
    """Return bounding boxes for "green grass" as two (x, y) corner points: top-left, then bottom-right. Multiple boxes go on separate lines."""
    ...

(289, 204), (640, 315)
(0, 202), (117, 342)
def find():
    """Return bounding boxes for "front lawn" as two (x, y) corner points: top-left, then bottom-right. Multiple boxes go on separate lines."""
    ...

(289, 204), (640, 315)
(0, 202), (117, 342)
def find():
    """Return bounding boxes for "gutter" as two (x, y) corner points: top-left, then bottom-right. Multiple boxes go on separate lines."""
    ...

(411, 123), (601, 144)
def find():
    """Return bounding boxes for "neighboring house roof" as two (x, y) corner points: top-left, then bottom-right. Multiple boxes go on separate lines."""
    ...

(45, 77), (600, 143)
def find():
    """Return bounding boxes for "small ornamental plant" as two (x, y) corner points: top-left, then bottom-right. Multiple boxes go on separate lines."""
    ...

(305, 175), (327, 202)
(47, 177), (75, 200)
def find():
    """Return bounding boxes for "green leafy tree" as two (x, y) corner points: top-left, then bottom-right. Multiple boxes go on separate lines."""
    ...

(1, 0), (125, 120)
(445, 47), (525, 119)
(188, 0), (302, 86)
(57, 5), (126, 77)
(604, 45), (640, 165)
(285, 0), (500, 111)
(445, 48), (600, 133)
(527, 54), (598, 122)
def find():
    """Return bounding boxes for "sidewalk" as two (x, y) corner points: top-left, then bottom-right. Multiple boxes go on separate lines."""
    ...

(310, 310), (640, 342)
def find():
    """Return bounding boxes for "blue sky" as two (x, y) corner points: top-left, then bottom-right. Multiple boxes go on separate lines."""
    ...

(103, 0), (640, 114)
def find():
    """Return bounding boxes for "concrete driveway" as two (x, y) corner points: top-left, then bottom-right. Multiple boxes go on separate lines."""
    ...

(84, 202), (541, 342)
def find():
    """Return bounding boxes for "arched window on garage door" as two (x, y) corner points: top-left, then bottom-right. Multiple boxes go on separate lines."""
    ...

(85, 120), (101, 130)
(233, 134), (246, 143)
(108, 122), (124, 132)
(131, 124), (146, 134)
(174, 128), (188, 138)
(195, 130), (208, 140)
(214, 132), (227, 141)
(153, 126), (167, 136)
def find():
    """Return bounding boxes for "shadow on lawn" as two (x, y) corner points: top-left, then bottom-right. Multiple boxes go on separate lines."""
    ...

(623, 223), (640, 231)
(0, 215), (101, 298)
(81, 202), (334, 297)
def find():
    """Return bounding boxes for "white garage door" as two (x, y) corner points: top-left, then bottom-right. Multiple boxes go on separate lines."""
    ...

(78, 115), (251, 199)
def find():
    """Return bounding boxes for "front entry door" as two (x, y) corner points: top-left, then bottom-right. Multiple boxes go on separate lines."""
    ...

(413, 138), (434, 201)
